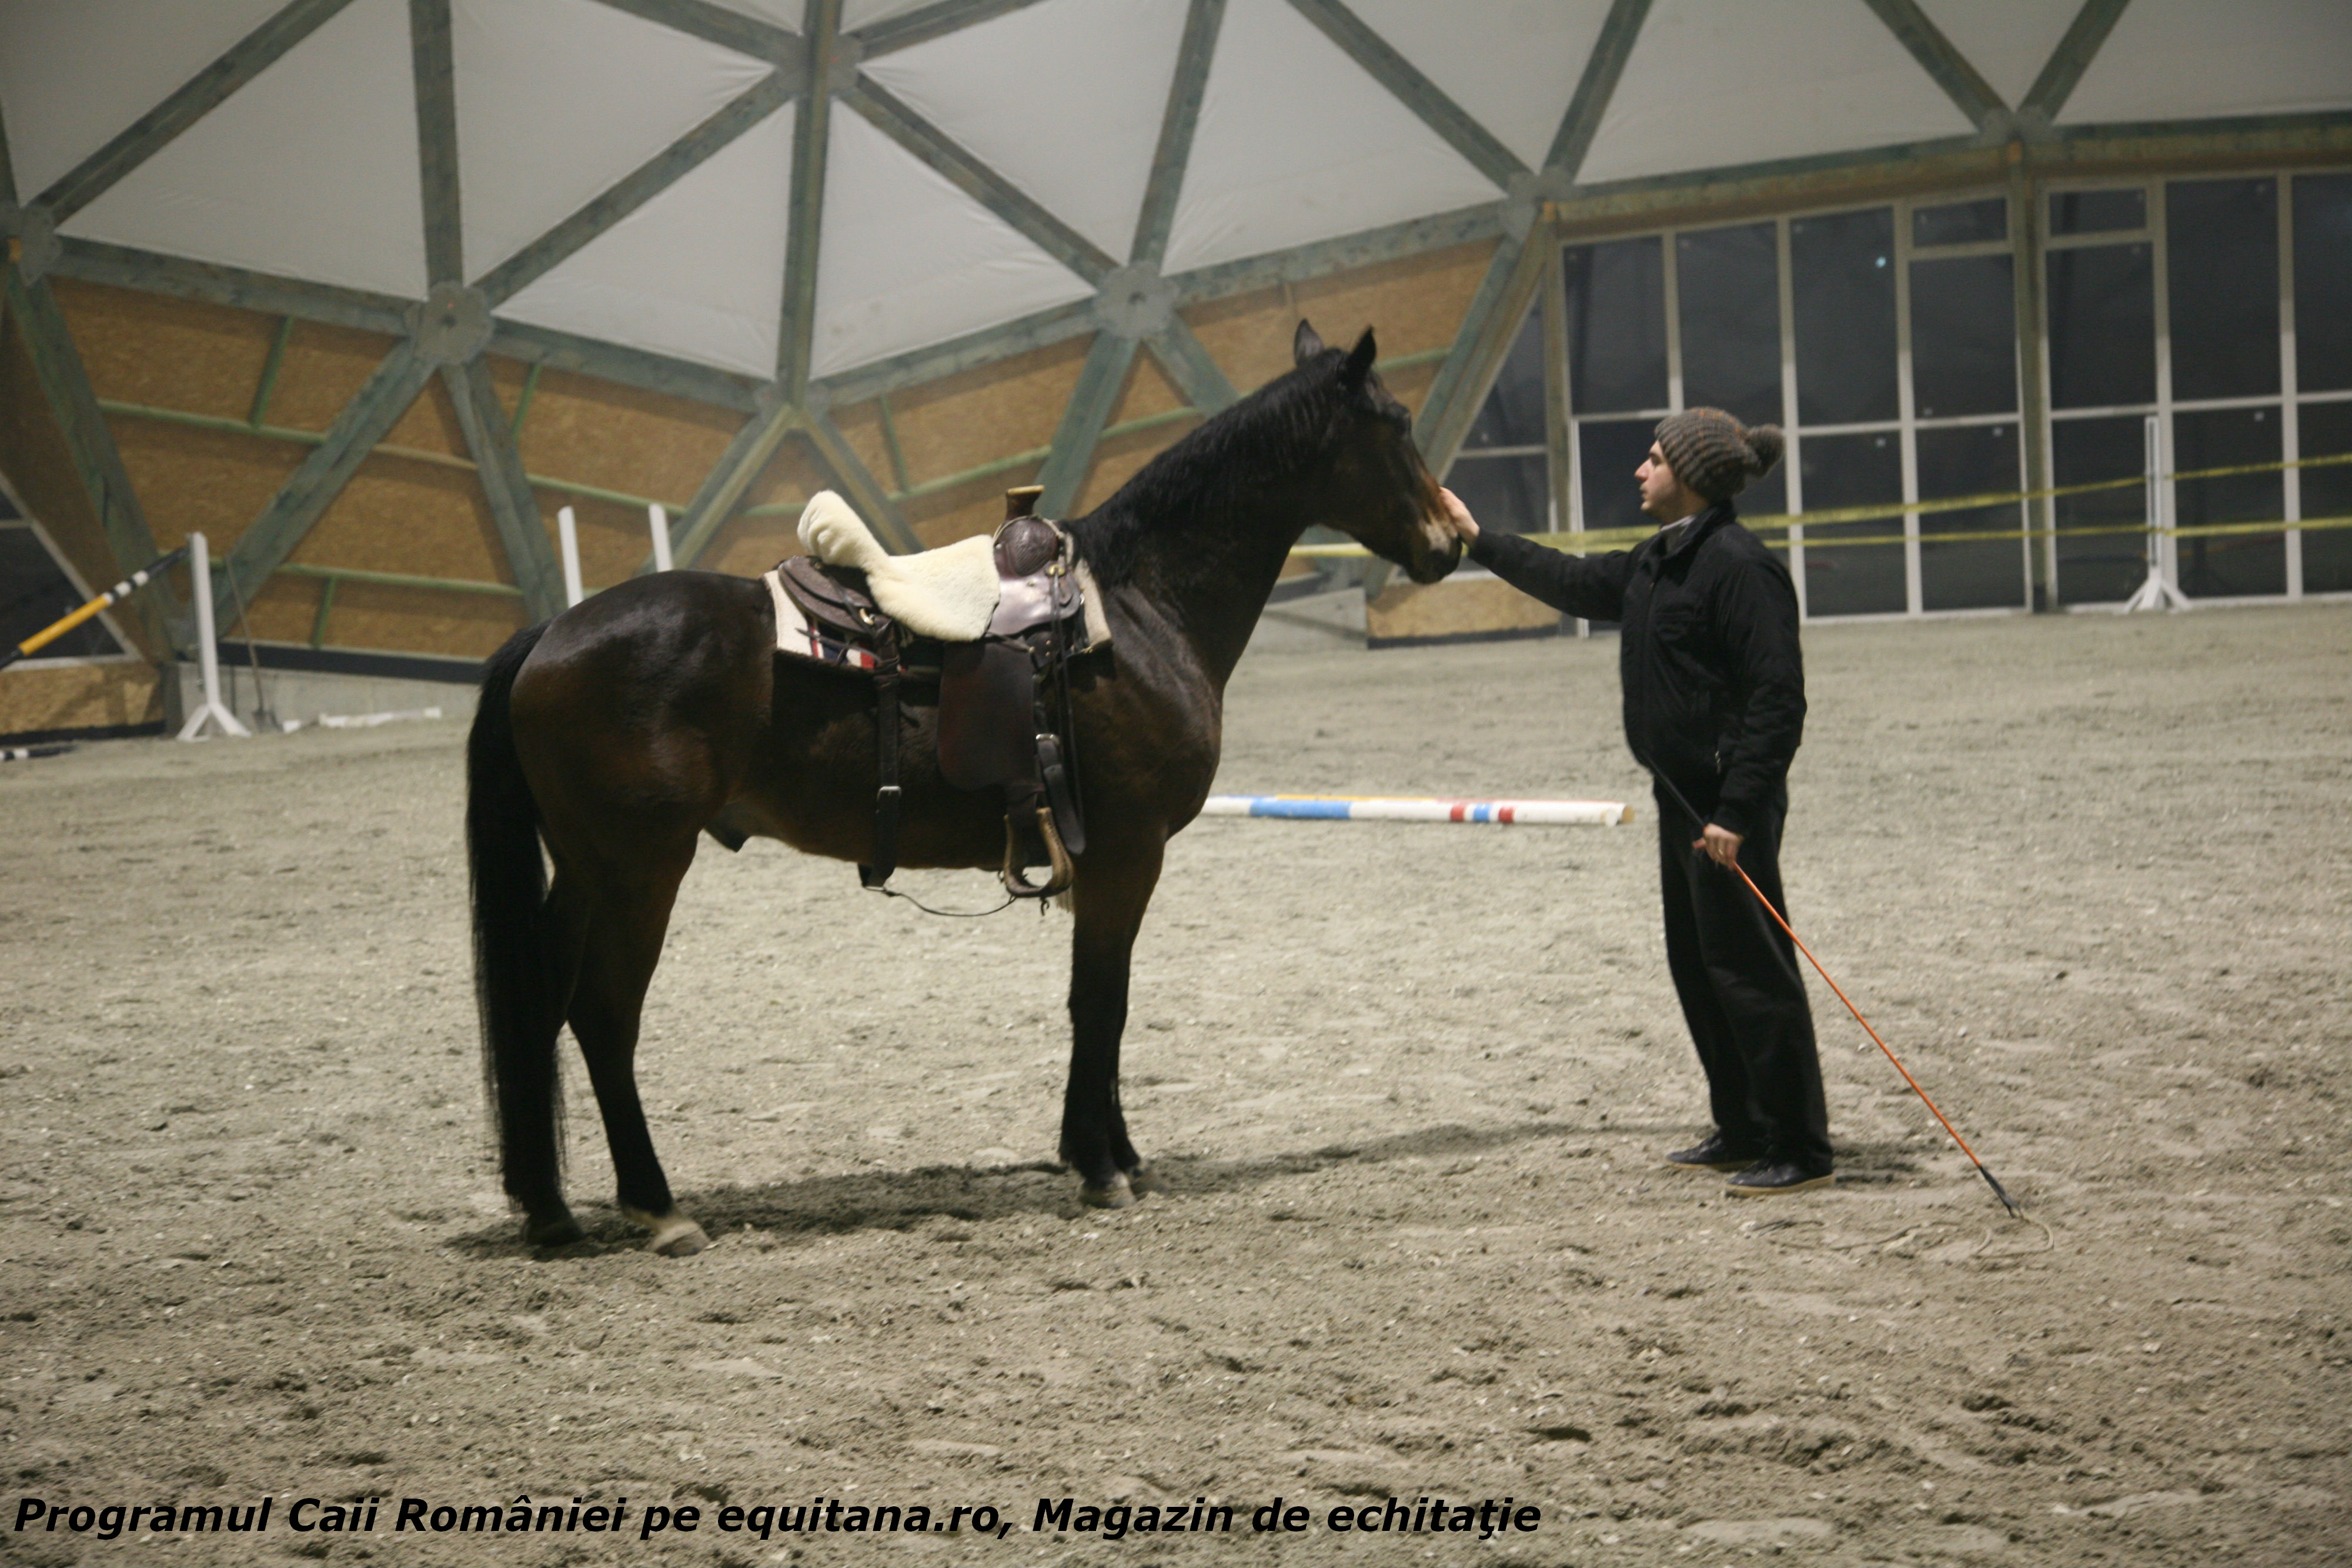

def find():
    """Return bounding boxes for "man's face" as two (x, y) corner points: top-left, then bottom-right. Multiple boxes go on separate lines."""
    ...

(1636, 442), (1695, 522)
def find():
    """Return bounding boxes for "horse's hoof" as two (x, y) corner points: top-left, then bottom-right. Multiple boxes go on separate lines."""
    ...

(625, 1207), (710, 1256)
(650, 1222), (710, 1257)
(1080, 1175), (1136, 1209)
(523, 1211), (584, 1248)
(1126, 1164), (1170, 1196)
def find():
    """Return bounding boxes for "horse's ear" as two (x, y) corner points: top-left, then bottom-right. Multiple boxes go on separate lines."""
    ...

(1341, 327), (1377, 388)
(1292, 319), (1325, 365)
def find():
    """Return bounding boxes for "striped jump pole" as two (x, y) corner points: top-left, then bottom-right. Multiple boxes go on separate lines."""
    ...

(2, 743), (75, 763)
(1201, 794), (1631, 825)
(0, 542), (188, 674)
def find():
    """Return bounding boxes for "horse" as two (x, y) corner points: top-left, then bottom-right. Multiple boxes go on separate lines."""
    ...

(465, 322), (1462, 1254)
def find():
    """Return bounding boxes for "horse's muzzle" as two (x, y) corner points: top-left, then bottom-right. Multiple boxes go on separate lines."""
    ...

(1405, 517), (1464, 583)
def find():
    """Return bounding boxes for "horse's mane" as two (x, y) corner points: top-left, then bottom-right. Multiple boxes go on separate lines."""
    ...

(1064, 350), (1350, 586)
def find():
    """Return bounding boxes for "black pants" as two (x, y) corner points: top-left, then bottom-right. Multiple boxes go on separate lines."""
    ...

(1656, 788), (1831, 1171)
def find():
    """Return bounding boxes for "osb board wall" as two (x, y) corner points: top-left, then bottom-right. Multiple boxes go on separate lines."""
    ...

(0, 660), (161, 740)
(1365, 575), (1563, 645)
(0, 289), (159, 659)
(35, 236), (1500, 664)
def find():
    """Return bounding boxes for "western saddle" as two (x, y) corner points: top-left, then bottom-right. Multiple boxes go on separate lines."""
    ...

(763, 486), (1097, 899)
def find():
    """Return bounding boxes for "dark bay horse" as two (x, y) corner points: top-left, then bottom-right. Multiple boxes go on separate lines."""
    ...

(466, 323), (1461, 1254)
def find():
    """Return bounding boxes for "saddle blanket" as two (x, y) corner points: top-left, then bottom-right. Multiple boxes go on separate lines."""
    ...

(763, 569), (882, 670)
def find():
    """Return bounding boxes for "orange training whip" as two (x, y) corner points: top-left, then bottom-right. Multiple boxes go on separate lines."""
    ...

(1727, 858), (2022, 1218)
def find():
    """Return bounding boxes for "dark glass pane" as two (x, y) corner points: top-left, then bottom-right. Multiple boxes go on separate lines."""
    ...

(2052, 415), (2150, 604)
(0, 529), (123, 660)
(1913, 197), (2006, 248)
(1912, 253), (2017, 417)
(1798, 430), (1904, 616)
(1917, 423), (2026, 611)
(2299, 400), (2352, 593)
(1677, 222), (1781, 424)
(2052, 188), (2145, 235)
(1732, 462), (1788, 531)
(2167, 178), (2279, 402)
(2173, 407), (2284, 597)
(1462, 302), (1546, 450)
(2293, 172), (2352, 393)
(2049, 243), (2154, 409)
(1563, 237), (1667, 414)
(1792, 208), (1897, 426)
(1578, 418), (1656, 536)
(1446, 453), (1549, 537)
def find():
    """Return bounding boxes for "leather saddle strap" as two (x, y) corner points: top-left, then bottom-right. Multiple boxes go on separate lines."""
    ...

(857, 656), (904, 890)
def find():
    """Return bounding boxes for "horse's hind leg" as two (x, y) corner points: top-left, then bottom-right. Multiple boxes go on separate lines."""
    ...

(566, 843), (710, 1257)
(497, 877), (590, 1246)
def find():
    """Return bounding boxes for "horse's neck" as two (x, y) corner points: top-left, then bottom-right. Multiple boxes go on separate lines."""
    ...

(1121, 486), (1314, 687)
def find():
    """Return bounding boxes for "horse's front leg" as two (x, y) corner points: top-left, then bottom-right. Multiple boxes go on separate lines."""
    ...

(1060, 838), (1165, 1208)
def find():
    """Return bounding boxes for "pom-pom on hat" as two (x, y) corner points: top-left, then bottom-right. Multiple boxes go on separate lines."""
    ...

(1653, 407), (1785, 503)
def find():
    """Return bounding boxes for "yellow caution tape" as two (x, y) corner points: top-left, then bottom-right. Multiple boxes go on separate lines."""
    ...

(1289, 451), (2352, 558)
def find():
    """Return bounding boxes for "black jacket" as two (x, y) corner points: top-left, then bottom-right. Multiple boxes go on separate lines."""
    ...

(1468, 502), (1805, 837)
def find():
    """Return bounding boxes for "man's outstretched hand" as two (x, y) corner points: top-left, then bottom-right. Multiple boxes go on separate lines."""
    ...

(1438, 486), (1479, 543)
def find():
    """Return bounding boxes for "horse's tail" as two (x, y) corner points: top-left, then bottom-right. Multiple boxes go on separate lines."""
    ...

(466, 623), (563, 1198)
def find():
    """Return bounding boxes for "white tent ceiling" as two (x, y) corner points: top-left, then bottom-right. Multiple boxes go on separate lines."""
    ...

(3, 0), (2348, 394)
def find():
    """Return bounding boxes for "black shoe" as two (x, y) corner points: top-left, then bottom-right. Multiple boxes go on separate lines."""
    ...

(1725, 1159), (1835, 1196)
(1665, 1133), (1764, 1172)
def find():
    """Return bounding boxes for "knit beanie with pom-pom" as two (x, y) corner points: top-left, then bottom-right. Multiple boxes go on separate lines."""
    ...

(1653, 407), (1785, 503)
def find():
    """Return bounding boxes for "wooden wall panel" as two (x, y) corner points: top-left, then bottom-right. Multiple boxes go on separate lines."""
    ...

(0, 293), (124, 620)
(269, 321), (413, 436)
(0, 661), (161, 738)
(111, 422), (303, 556)
(711, 439), (832, 576)
(51, 280), (275, 418)
(300, 457), (509, 579)
(873, 335), (1089, 487)
(514, 365), (740, 509)
(21, 240), (1502, 662)
(299, 576), (528, 658)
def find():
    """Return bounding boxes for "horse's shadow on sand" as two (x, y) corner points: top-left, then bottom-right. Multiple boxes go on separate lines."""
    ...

(447, 1119), (1933, 1259)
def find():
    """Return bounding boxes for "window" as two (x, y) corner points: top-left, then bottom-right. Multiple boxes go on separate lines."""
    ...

(1917, 423), (2026, 611)
(1677, 223), (1780, 423)
(2052, 416), (2149, 605)
(2294, 172), (2352, 393)
(1520, 163), (2343, 624)
(1792, 209), (1897, 426)
(1798, 431), (1904, 617)
(2299, 400), (2352, 593)
(1914, 196), (2006, 248)
(2169, 178), (2278, 402)
(2173, 407), (2284, 597)
(2048, 243), (2154, 409)
(2051, 187), (2144, 235)
(1563, 237), (1666, 414)
(1450, 305), (1550, 535)
(1912, 253), (2016, 419)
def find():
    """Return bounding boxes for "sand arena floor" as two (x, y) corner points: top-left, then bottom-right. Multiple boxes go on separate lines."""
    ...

(1, 603), (2347, 1567)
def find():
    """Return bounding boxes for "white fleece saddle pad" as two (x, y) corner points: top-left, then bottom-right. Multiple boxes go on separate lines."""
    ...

(782, 490), (1110, 650)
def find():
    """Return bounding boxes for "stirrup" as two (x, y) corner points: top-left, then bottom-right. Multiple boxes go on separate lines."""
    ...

(1001, 806), (1074, 900)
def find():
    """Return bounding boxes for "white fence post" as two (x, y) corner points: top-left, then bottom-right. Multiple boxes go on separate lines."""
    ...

(177, 531), (251, 739)
(557, 506), (585, 607)
(649, 503), (673, 573)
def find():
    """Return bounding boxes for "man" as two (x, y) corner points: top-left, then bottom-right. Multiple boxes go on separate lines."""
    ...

(1440, 407), (1830, 1195)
